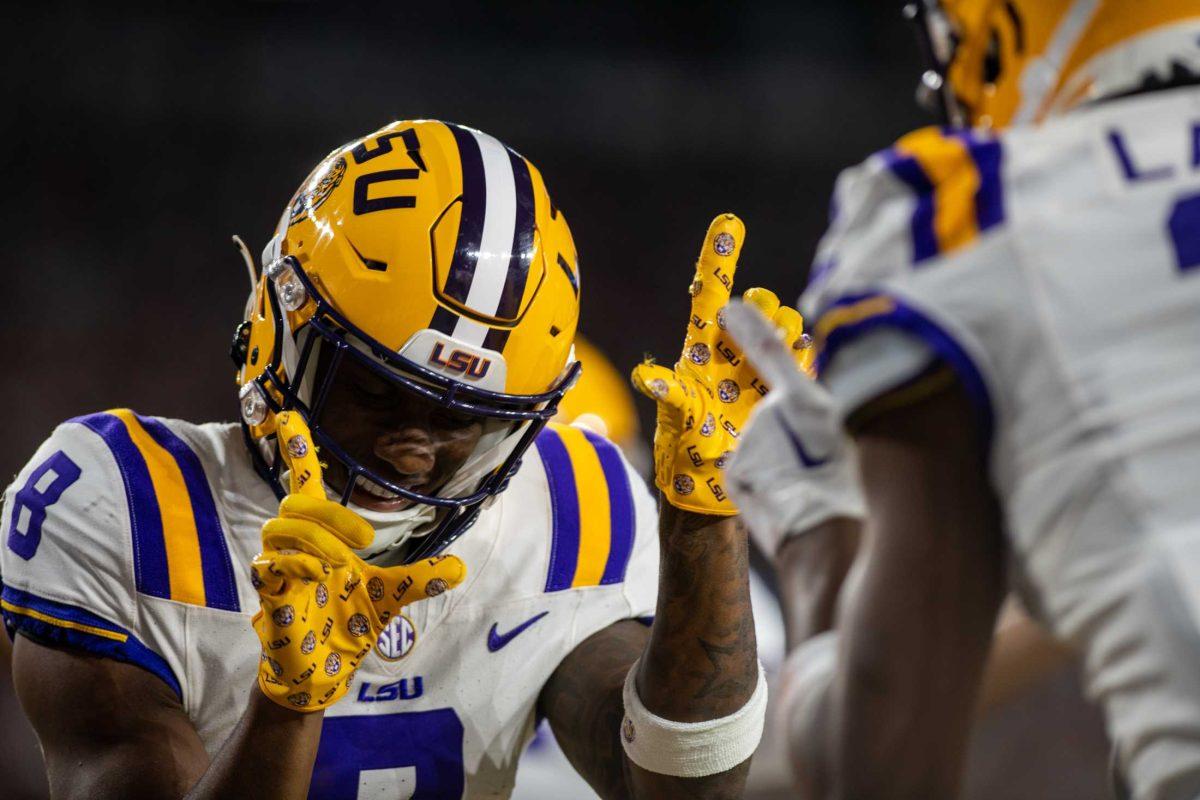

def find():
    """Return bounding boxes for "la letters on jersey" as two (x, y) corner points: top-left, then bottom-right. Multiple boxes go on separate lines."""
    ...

(1106, 122), (1200, 184)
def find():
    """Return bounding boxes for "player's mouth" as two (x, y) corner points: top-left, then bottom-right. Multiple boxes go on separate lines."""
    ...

(348, 474), (431, 512)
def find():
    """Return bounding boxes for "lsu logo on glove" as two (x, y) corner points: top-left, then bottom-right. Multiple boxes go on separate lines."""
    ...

(251, 412), (466, 711)
(631, 214), (812, 515)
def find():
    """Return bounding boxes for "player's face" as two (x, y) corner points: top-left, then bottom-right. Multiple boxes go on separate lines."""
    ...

(316, 355), (485, 512)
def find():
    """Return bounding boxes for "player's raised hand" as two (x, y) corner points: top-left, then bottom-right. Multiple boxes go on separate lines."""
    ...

(631, 214), (809, 515)
(722, 301), (864, 555)
(250, 412), (465, 712)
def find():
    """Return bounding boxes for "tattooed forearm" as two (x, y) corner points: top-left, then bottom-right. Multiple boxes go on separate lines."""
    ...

(538, 503), (758, 799)
(637, 503), (758, 721)
(612, 503), (758, 797)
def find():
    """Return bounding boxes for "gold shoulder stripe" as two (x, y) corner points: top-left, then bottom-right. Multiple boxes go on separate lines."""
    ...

(0, 599), (130, 643)
(894, 128), (981, 255)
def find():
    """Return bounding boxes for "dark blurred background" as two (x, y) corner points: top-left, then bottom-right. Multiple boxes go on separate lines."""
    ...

(0, 0), (926, 482)
(0, 4), (1111, 799)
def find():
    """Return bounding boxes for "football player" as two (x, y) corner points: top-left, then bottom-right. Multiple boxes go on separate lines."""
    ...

(724, 2), (1200, 799)
(0, 121), (785, 798)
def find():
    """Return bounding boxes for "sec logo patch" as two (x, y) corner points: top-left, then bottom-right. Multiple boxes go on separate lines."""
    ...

(376, 613), (418, 661)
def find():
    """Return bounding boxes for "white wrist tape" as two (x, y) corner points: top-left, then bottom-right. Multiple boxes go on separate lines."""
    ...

(620, 658), (767, 778)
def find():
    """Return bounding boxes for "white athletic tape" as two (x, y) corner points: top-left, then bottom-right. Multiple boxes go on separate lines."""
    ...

(620, 659), (767, 778)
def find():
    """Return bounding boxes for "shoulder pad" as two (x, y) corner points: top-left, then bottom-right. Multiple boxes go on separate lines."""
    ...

(804, 125), (1007, 319)
(532, 423), (643, 593)
(0, 410), (240, 698)
(3, 410), (241, 613)
(73, 410), (241, 612)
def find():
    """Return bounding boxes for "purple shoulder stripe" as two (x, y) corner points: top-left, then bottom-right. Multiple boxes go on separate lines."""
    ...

(71, 412), (171, 601)
(535, 427), (581, 592)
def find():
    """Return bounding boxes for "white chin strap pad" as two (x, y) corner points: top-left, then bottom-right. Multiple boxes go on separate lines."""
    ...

(620, 658), (767, 778)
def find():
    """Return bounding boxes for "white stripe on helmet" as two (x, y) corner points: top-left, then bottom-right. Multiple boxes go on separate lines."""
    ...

(457, 129), (519, 318)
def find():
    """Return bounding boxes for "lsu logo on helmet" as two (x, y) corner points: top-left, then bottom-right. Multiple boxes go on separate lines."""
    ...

(428, 342), (492, 380)
(231, 120), (583, 562)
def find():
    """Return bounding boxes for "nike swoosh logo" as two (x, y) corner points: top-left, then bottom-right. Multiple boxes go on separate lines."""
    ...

(783, 420), (829, 468)
(487, 611), (549, 652)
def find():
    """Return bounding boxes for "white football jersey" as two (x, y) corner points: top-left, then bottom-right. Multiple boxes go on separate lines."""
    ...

(0, 413), (658, 799)
(801, 84), (1200, 800)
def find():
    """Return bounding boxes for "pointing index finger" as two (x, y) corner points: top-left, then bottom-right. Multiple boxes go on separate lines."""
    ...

(276, 411), (326, 499)
(687, 214), (744, 347)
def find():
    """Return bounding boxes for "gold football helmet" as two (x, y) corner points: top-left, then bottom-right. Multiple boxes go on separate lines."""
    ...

(231, 120), (581, 559)
(907, 0), (1200, 129)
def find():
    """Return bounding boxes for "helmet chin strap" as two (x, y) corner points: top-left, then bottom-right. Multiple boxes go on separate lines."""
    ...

(347, 496), (439, 559)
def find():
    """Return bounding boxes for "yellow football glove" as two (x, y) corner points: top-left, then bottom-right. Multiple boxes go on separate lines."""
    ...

(631, 214), (813, 515)
(250, 411), (466, 712)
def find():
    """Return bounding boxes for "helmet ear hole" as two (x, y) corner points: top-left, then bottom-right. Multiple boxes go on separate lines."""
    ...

(230, 321), (252, 368)
(983, 27), (1003, 86)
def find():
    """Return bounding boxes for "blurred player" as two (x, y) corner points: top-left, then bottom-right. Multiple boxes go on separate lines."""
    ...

(725, 2), (1200, 799)
(549, 327), (1089, 800)
(0, 122), (777, 798)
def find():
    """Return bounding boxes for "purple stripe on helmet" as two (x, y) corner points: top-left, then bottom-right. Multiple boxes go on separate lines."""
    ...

(444, 124), (487, 303)
(138, 415), (240, 613)
(494, 151), (536, 321)
(580, 430), (636, 586)
(556, 253), (578, 297)
(482, 326), (511, 353)
(535, 427), (581, 592)
(72, 412), (171, 601)
(428, 304), (459, 335)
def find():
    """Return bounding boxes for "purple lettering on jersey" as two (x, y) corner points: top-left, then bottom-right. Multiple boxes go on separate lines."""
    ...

(1169, 194), (1200, 273)
(310, 708), (463, 799)
(356, 677), (424, 703)
(6, 451), (81, 561)
(1108, 130), (1176, 183)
